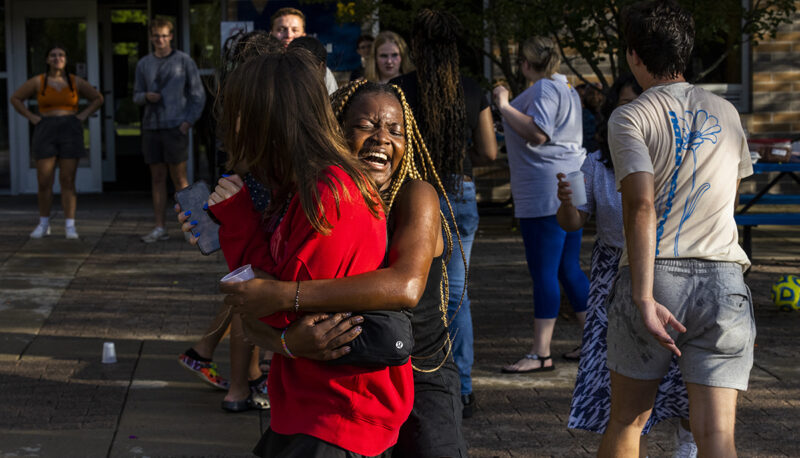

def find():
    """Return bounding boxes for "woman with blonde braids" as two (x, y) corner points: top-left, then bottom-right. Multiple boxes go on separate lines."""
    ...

(223, 79), (467, 457)
(391, 9), (497, 418)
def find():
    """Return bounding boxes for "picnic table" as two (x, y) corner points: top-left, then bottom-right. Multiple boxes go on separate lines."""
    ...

(735, 162), (800, 260)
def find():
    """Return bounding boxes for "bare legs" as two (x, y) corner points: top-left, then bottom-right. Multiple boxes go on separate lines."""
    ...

(600, 371), (738, 458)
(224, 313), (263, 402)
(58, 158), (78, 219)
(149, 161), (189, 228)
(36, 157), (57, 217)
(687, 383), (738, 457)
(191, 302), (233, 360)
(35, 157), (79, 218)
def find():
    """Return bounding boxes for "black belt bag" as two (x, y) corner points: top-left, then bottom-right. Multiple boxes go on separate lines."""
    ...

(329, 310), (414, 368)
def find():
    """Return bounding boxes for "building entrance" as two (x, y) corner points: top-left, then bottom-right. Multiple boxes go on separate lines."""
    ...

(98, 5), (149, 191)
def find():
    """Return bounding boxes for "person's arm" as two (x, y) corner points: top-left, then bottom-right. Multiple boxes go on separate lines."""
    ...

(10, 77), (42, 125)
(620, 172), (685, 356)
(470, 107), (498, 165)
(182, 56), (206, 131)
(241, 312), (363, 360)
(492, 85), (548, 145)
(207, 175), (272, 272)
(555, 172), (589, 231)
(74, 77), (104, 121)
(222, 180), (443, 317)
(132, 60), (148, 106)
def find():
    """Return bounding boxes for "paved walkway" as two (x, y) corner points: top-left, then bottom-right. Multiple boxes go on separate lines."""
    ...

(0, 193), (798, 457)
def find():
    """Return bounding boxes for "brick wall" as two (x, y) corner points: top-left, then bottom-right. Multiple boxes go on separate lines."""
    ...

(745, 1), (800, 137)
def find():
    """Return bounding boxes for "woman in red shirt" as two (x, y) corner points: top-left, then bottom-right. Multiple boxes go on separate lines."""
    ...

(220, 79), (467, 457)
(207, 49), (413, 456)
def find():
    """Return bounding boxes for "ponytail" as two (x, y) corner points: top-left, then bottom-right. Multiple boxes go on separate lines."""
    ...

(520, 36), (561, 77)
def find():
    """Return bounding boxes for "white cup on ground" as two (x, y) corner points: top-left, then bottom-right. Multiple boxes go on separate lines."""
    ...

(565, 171), (587, 207)
(102, 342), (117, 364)
(221, 264), (255, 283)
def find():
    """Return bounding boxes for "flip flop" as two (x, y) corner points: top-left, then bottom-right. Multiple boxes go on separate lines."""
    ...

(500, 354), (555, 374)
(562, 345), (581, 361)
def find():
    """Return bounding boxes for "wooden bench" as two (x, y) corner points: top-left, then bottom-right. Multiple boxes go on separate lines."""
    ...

(735, 212), (800, 259)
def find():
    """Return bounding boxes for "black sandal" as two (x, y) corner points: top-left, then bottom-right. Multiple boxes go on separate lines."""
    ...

(562, 345), (581, 361)
(500, 354), (555, 373)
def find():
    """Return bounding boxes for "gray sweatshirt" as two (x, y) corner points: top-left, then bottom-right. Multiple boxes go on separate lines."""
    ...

(133, 49), (206, 130)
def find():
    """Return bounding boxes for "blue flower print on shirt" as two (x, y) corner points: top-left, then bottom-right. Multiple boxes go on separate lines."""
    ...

(655, 109), (721, 256)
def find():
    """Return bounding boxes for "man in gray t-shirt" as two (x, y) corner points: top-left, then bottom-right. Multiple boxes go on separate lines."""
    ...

(599, 2), (754, 457)
(134, 18), (205, 243)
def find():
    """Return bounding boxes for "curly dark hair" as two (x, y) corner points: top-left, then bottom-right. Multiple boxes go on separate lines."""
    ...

(597, 73), (643, 169)
(622, 0), (694, 79)
(411, 9), (468, 195)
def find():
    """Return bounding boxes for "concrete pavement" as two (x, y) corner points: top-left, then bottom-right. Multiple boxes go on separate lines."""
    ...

(0, 193), (798, 457)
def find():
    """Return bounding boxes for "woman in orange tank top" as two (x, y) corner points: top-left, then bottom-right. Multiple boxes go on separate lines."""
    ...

(10, 45), (103, 240)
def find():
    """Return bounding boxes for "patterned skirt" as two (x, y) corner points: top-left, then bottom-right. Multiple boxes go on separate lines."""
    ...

(567, 240), (689, 434)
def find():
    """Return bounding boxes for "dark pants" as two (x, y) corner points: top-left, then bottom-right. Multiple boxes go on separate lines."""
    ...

(253, 430), (392, 458)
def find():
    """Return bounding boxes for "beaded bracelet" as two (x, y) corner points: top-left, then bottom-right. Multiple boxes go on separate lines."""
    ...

(280, 327), (296, 359)
(294, 281), (301, 313)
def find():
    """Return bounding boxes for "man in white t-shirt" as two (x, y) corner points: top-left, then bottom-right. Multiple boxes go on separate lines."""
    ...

(599, 1), (755, 457)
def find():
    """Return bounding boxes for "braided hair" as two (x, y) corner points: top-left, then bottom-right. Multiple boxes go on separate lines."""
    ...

(597, 74), (643, 169)
(41, 45), (74, 95)
(331, 79), (470, 372)
(411, 9), (468, 195)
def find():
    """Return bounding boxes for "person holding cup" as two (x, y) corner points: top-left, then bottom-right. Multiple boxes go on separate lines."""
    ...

(557, 74), (697, 455)
(493, 36), (588, 373)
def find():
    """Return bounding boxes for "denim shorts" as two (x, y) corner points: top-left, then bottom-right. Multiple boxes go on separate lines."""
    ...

(606, 259), (755, 391)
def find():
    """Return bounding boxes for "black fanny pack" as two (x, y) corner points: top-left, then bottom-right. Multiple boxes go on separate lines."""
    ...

(329, 309), (414, 368)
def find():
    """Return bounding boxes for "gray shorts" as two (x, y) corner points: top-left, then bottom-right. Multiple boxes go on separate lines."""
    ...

(31, 115), (86, 160)
(142, 127), (188, 164)
(607, 259), (755, 391)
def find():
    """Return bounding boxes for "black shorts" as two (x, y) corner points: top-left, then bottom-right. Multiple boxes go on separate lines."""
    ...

(31, 115), (86, 160)
(253, 430), (392, 458)
(394, 355), (467, 458)
(142, 127), (188, 164)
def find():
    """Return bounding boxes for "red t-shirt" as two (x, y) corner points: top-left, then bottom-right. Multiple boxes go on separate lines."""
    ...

(212, 166), (413, 455)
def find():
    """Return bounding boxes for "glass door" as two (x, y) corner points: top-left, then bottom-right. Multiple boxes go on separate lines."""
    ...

(10, 1), (101, 193)
(99, 6), (149, 190)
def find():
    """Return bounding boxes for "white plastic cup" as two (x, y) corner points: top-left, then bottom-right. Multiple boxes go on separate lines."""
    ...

(565, 171), (587, 207)
(102, 342), (117, 364)
(221, 264), (255, 283)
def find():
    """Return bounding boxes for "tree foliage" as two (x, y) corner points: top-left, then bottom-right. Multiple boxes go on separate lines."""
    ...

(307, 0), (796, 95)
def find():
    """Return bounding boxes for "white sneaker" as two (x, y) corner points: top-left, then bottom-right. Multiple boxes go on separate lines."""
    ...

(673, 422), (698, 458)
(65, 225), (79, 240)
(141, 226), (169, 243)
(30, 223), (51, 239)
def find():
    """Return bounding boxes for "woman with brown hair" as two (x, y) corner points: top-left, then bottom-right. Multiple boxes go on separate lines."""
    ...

(223, 79), (468, 457)
(364, 31), (414, 84)
(208, 49), (413, 456)
(10, 45), (103, 239)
